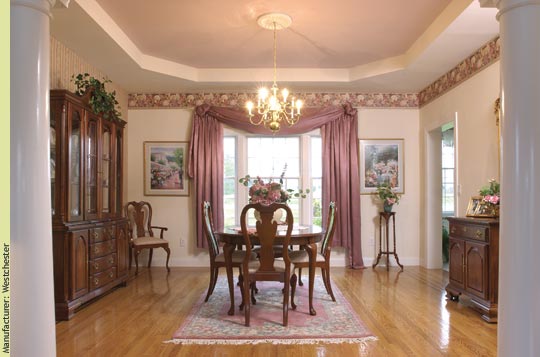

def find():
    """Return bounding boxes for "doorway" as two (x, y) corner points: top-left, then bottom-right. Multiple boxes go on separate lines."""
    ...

(441, 123), (455, 271)
(425, 114), (457, 270)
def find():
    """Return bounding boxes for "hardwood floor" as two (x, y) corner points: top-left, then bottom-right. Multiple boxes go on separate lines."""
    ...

(55, 267), (497, 356)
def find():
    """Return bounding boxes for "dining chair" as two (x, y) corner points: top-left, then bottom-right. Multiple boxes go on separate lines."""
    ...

(290, 202), (337, 309)
(239, 202), (294, 327)
(202, 201), (257, 302)
(125, 201), (171, 275)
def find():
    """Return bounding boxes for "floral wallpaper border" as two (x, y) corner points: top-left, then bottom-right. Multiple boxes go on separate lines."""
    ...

(418, 36), (500, 107)
(128, 92), (419, 109)
(127, 37), (500, 110)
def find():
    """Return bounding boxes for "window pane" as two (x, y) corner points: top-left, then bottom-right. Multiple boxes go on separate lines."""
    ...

(247, 136), (300, 222)
(311, 137), (322, 227)
(223, 137), (236, 226)
(311, 137), (322, 177)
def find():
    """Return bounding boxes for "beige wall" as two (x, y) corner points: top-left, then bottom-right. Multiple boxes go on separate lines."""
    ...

(127, 107), (422, 267)
(126, 109), (208, 266)
(419, 61), (500, 267)
(358, 108), (421, 266)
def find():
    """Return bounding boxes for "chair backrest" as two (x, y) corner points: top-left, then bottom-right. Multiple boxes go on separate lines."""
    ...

(202, 201), (220, 259)
(125, 201), (154, 238)
(320, 202), (337, 256)
(240, 203), (293, 271)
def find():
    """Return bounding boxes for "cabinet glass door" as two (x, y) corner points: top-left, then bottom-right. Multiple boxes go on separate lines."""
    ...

(86, 115), (99, 219)
(116, 128), (123, 216)
(50, 114), (57, 216)
(101, 123), (112, 217)
(68, 106), (83, 221)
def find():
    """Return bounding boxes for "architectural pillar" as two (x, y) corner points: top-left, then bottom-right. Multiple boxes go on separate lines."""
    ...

(480, 0), (540, 355)
(10, 0), (57, 355)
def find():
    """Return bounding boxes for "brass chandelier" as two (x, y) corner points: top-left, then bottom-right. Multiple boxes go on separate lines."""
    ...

(246, 13), (302, 133)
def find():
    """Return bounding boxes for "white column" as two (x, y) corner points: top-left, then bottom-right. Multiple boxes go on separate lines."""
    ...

(481, 0), (540, 355)
(10, 1), (56, 356)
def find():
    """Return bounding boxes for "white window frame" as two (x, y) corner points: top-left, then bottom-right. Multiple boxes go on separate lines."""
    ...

(223, 127), (320, 226)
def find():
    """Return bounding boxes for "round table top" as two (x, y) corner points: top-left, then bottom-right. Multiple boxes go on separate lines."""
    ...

(217, 225), (323, 245)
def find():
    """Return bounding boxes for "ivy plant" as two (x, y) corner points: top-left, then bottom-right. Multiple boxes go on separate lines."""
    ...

(71, 73), (122, 121)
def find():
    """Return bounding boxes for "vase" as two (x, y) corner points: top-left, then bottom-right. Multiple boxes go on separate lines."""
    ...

(254, 208), (283, 223)
(383, 202), (393, 213)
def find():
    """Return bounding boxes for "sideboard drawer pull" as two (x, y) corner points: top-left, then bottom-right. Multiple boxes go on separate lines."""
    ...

(94, 278), (99, 286)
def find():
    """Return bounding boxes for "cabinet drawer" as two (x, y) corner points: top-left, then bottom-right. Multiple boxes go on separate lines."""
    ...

(90, 225), (116, 243)
(90, 239), (116, 259)
(89, 253), (117, 275)
(90, 227), (105, 243)
(90, 267), (117, 290)
(449, 223), (489, 242)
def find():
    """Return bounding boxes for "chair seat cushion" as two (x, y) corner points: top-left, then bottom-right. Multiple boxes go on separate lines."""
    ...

(132, 236), (169, 247)
(252, 246), (292, 256)
(247, 259), (287, 274)
(289, 250), (325, 263)
(215, 251), (257, 264)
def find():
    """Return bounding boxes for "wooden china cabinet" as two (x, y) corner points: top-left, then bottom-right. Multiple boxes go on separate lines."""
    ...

(445, 217), (499, 323)
(50, 89), (128, 320)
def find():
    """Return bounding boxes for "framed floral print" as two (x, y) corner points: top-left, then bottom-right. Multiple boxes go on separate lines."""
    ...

(359, 139), (404, 194)
(144, 141), (189, 196)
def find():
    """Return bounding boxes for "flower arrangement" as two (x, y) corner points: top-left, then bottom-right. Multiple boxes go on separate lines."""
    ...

(375, 182), (401, 211)
(239, 165), (310, 205)
(479, 179), (500, 205)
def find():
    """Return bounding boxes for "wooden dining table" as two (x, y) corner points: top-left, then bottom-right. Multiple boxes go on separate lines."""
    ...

(216, 225), (323, 316)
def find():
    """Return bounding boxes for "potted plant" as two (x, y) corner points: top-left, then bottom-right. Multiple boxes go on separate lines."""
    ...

(375, 182), (401, 212)
(71, 73), (122, 121)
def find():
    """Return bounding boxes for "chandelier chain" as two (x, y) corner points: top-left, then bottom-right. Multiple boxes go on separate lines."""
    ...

(273, 21), (277, 85)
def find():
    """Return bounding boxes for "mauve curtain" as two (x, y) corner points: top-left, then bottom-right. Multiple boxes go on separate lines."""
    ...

(321, 106), (363, 268)
(188, 107), (224, 249)
(188, 103), (364, 268)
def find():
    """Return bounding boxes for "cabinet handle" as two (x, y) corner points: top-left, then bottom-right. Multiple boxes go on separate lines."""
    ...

(94, 232), (99, 238)
(94, 247), (99, 254)
(94, 263), (99, 270)
(475, 230), (483, 238)
(463, 227), (468, 233)
(108, 258), (114, 264)
(94, 278), (99, 286)
(451, 227), (456, 234)
(109, 272), (114, 278)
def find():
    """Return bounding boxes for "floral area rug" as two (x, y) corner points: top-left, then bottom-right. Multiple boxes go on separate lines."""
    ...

(166, 276), (376, 345)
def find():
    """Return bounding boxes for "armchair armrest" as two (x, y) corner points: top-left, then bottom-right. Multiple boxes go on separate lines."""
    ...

(150, 225), (168, 239)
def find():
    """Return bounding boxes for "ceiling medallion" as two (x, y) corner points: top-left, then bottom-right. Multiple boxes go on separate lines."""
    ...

(245, 13), (302, 133)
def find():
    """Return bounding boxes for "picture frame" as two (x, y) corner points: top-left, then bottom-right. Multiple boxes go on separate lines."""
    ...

(359, 139), (404, 194)
(466, 195), (498, 218)
(466, 196), (484, 217)
(143, 141), (189, 196)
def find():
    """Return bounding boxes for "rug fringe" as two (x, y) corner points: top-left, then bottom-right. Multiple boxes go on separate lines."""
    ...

(164, 336), (377, 346)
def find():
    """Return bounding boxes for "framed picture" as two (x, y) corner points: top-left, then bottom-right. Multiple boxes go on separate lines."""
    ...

(144, 141), (189, 196)
(466, 195), (498, 217)
(359, 139), (404, 194)
(466, 196), (483, 217)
